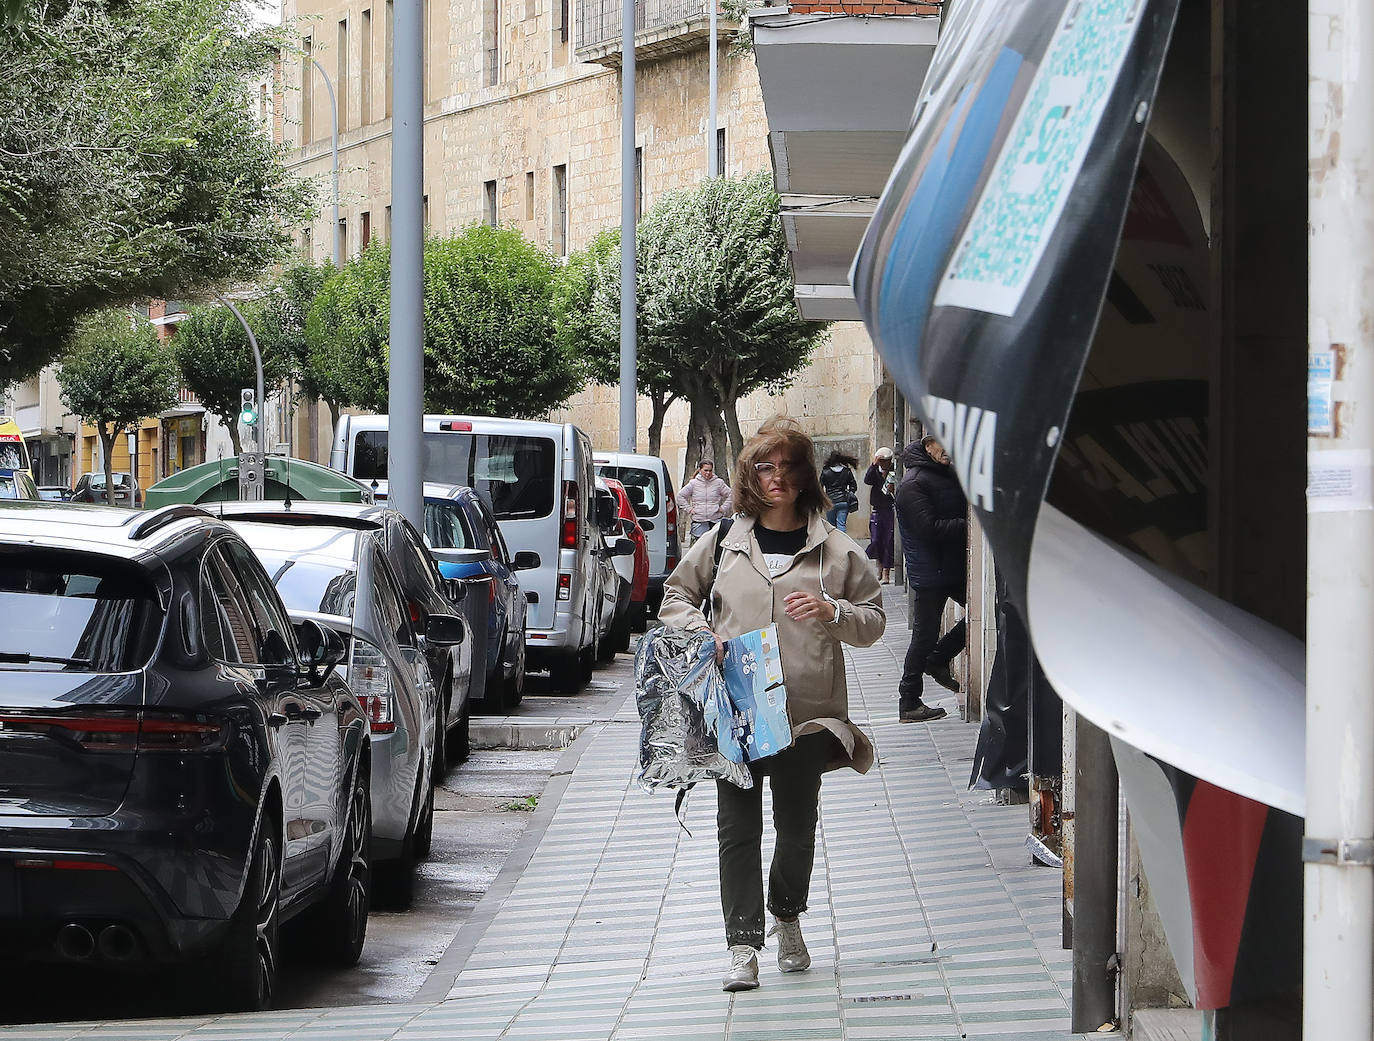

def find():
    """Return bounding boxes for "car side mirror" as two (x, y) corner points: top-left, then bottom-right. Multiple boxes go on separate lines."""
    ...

(511, 550), (541, 571)
(425, 613), (465, 645)
(638, 519), (655, 532)
(611, 536), (636, 558)
(295, 619), (346, 685)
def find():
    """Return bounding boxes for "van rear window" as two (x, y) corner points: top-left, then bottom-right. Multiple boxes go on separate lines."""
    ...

(598, 466), (660, 516)
(354, 431), (556, 521)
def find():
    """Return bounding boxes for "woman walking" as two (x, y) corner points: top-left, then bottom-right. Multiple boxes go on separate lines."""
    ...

(864, 447), (897, 584)
(820, 450), (859, 532)
(660, 417), (885, 992)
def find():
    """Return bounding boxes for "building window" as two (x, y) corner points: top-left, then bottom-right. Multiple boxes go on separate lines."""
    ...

(484, 180), (498, 227)
(558, 0), (569, 42)
(361, 210), (371, 250)
(483, 0), (500, 86)
(384, 205), (392, 240)
(422, 194), (430, 229)
(552, 164), (568, 257)
(635, 146), (643, 220)
(339, 216), (348, 260)
(361, 9), (373, 124)
(301, 36), (314, 143)
(385, 0), (394, 118)
(717, 127), (726, 178)
(337, 18), (349, 132)
(525, 171), (535, 221)
(302, 226), (313, 261)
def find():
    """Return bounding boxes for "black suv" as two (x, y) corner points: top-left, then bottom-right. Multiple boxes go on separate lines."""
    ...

(0, 502), (372, 1011)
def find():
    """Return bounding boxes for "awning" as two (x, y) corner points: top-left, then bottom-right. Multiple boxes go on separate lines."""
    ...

(752, 9), (939, 320)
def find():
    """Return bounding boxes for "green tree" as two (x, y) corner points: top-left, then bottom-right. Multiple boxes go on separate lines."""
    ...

(58, 311), (178, 503)
(173, 301), (290, 454)
(307, 227), (586, 420)
(0, 0), (314, 383)
(571, 173), (827, 477)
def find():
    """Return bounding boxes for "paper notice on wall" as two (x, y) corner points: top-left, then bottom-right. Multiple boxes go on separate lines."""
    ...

(1308, 350), (1335, 436)
(1307, 449), (1373, 513)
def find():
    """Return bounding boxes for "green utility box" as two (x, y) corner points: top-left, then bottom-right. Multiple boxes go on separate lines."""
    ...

(143, 456), (372, 509)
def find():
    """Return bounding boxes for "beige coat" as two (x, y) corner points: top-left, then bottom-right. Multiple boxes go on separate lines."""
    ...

(659, 512), (885, 773)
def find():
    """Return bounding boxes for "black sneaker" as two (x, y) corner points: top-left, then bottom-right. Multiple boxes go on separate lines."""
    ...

(927, 663), (961, 693)
(900, 703), (947, 723)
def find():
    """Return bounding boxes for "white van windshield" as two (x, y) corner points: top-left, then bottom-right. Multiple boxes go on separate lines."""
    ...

(354, 431), (557, 521)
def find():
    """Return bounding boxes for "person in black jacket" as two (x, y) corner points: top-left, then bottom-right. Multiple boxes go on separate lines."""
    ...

(820, 450), (859, 532)
(894, 435), (968, 722)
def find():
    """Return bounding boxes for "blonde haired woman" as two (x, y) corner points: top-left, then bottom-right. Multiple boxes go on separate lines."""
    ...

(660, 417), (885, 992)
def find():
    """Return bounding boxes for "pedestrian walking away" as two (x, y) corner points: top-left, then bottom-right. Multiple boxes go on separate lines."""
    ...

(864, 447), (897, 584)
(677, 459), (733, 542)
(894, 434), (967, 722)
(660, 416), (885, 993)
(820, 450), (859, 533)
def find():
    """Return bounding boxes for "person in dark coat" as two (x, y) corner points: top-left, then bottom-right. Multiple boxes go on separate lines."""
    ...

(820, 450), (859, 532)
(863, 447), (897, 583)
(894, 434), (968, 722)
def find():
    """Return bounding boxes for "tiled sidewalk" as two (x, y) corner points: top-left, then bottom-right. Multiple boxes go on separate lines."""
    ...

(5, 597), (1106, 1041)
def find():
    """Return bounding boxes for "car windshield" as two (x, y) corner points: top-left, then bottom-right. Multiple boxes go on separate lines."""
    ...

(89, 474), (129, 487)
(0, 549), (162, 671)
(354, 431), (557, 521)
(256, 554), (358, 618)
(37, 488), (64, 501)
(0, 476), (24, 500)
(0, 444), (24, 470)
(424, 501), (469, 549)
(599, 465), (659, 515)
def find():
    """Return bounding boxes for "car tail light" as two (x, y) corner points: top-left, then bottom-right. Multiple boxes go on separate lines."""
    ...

(350, 638), (395, 734)
(0, 710), (227, 752)
(666, 495), (677, 536)
(561, 481), (579, 549)
(557, 573), (572, 601)
(439, 420), (473, 431)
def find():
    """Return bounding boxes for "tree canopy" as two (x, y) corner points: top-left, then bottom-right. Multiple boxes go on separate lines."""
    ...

(57, 310), (177, 500)
(307, 227), (586, 420)
(173, 300), (290, 454)
(568, 172), (827, 473)
(0, 0), (314, 383)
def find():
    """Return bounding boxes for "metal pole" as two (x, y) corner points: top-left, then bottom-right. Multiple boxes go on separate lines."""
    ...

(311, 58), (343, 268)
(707, 0), (717, 177)
(1306, 4), (1374, 1036)
(1070, 716), (1118, 1032)
(617, 0), (637, 453)
(389, 0), (424, 529)
(216, 295), (266, 426)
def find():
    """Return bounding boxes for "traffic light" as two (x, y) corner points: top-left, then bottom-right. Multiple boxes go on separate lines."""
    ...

(239, 388), (259, 427)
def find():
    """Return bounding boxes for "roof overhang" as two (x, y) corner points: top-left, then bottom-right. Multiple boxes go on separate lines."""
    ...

(752, 10), (939, 320)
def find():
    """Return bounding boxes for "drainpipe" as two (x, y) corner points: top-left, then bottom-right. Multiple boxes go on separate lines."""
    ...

(1305, 4), (1374, 1036)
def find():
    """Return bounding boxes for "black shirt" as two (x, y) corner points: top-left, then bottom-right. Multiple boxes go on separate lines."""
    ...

(753, 522), (808, 577)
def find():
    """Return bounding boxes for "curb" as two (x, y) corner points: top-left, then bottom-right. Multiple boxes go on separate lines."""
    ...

(469, 721), (583, 751)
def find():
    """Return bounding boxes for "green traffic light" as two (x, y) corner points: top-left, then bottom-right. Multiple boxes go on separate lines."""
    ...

(240, 407), (258, 425)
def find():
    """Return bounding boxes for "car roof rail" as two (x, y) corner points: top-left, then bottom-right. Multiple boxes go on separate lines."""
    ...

(129, 504), (213, 540)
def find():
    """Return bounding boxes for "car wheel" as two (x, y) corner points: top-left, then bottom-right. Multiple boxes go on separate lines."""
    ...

(452, 704), (471, 763)
(374, 813), (419, 910)
(432, 691), (449, 785)
(216, 816), (282, 1012)
(413, 763), (435, 859)
(502, 637), (526, 707)
(553, 649), (584, 694)
(310, 762), (372, 967)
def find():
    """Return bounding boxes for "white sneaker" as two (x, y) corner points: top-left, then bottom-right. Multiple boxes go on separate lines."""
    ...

(769, 916), (811, 972)
(722, 944), (760, 991)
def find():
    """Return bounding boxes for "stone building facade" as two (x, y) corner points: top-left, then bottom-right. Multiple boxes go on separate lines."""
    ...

(282, 0), (887, 507)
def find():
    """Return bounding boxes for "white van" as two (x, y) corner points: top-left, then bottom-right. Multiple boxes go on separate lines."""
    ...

(333, 415), (609, 692)
(594, 451), (680, 615)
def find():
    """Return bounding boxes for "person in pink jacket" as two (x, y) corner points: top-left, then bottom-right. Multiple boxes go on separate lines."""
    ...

(677, 459), (734, 541)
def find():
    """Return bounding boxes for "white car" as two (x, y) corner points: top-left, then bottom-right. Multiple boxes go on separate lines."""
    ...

(594, 451), (681, 616)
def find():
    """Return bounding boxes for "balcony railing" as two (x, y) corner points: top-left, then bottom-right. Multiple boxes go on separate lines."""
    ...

(576, 0), (723, 65)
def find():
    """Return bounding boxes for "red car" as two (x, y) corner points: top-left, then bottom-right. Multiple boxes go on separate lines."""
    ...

(602, 477), (650, 646)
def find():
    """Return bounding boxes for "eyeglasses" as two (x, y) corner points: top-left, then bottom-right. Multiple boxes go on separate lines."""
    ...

(753, 461), (798, 477)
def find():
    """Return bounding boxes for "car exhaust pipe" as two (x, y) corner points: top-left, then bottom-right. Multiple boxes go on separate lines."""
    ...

(56, 923), (95, 961)
(97, 924), (136, 962)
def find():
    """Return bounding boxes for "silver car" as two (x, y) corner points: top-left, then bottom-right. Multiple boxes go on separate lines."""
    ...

(228, 520), (457, 909)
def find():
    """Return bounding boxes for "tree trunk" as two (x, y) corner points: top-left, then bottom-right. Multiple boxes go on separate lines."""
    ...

(228, 419), (243, 456)
(706, 409), (730, 483)
(684, 400), (708, 486)
(326, 398), (341, 460)
(722, 395), (745, 462)
(647, 390), (674, 459)
(99, 426), (117, 506)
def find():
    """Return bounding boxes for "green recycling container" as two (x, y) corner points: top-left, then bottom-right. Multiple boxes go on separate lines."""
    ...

(143, 456), (372, 509)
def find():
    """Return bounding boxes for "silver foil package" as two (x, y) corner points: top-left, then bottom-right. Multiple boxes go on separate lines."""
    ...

(635, 627), (753, 793)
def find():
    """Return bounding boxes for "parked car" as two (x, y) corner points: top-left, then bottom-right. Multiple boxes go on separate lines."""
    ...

(213, 501), (476, 773)
(592, 478), (637, 662)
(226, 518), (454, 908)
(332, 415), (610, 693)
(72, 471), (142, 507)
(36, 485), (72, 502)
(594, 452), (680, 615)
(0, 469), (39, 500)
(0, 501), (371, 1012)
(601, 476), (651, 648)
(397, 482), (536, 713)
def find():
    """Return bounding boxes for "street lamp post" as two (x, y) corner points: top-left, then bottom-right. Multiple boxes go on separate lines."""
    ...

(618, 0), (637, 452)
(311, 58), (343, 268)
(707, 0), (717, 177)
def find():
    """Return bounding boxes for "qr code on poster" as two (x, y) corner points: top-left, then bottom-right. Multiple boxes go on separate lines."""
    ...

(934, 0), (1148, 317)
